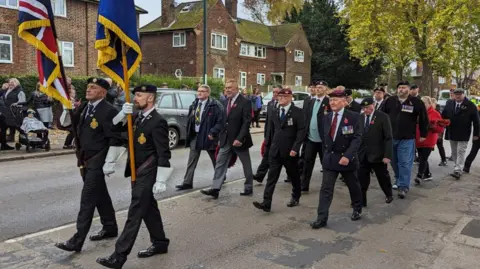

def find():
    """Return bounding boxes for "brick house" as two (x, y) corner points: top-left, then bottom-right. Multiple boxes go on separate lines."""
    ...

(140, 0), (312, 88)
(0, 0), (146, 76)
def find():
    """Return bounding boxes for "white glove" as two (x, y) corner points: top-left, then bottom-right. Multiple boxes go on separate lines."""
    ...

(59, 110), (71, 127)
(112, 102), (134, 125)
(153, 167), (174, 194)
(103, 146), (127, 176)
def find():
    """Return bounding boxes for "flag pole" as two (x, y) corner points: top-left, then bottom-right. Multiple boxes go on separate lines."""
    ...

(121, 42), (136, 182)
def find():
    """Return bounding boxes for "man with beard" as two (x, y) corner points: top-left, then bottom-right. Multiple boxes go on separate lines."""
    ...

(55, 78), (123, 253)
(97, 85), (172, 269)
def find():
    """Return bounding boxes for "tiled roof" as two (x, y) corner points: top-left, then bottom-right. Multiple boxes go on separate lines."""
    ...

(79, 0), (148, 14)
(139, 0), (301, 48)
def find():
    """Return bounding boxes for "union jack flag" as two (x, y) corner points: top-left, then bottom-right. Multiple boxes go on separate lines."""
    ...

(18, 0), (71, 108)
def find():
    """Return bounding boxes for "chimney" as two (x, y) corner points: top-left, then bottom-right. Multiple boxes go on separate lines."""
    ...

(225, 0), (238, 20)
(161, 0), (176, 28)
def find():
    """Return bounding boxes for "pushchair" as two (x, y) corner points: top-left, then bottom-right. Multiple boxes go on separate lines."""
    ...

(10, 103), (50, 152)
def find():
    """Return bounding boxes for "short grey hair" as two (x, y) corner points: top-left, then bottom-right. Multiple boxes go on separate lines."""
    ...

(199, 84), (211, 93)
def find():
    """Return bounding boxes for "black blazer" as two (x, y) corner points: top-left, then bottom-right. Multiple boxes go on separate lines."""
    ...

(346, 100), (362, 113)
(113, 110), (171, 178)
(268, 104), (305, 158)
(304, 96), (331, 141)
(220, 93), (253, 149)
(322, 109), (362, 172)
(358, 111), (393, 163)
(442, 98), (480, 141)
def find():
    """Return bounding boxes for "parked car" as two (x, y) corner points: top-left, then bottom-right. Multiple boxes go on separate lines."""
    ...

(260, 91), (310, 118)
(156, 88), (197, 149)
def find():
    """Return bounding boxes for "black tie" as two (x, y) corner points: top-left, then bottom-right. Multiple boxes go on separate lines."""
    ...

(375, 102), (379, 110)
(455, 104), (460, 114)
(135, 113), (144, 127)
(280, 108), (286, 121)
(365, 114), (370, 132)
(85, 104), (94, 119)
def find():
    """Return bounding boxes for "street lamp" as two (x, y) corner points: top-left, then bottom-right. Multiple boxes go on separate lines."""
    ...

(203, 0), (207, 84)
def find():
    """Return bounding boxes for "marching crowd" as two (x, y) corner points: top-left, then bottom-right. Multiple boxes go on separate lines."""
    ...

(8, 75), (474, 269)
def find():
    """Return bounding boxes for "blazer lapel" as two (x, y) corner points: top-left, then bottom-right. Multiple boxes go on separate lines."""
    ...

(227, 95), (242, 120)
(334, 113), (346, 142)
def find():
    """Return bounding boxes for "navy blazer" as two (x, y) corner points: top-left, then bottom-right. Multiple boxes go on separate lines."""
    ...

(322, 109), (363, 172)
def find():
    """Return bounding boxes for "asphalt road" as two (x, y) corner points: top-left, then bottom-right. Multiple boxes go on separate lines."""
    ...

(0, 131), (269, 242)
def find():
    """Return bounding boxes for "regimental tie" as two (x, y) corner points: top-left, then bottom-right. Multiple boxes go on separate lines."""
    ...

(85, 104), (94, 119)
(375, 102), (379, 110)
(280, 107), (286, 121)
(364, 114), (370, 132)
(227, 98), (232, 115)
(195, 102), (202, 126)
(135, 113), (144, 128)
(330, 112), (338, 139)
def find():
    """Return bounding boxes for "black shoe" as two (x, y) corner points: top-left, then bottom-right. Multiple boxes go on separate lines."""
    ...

(450, 172), (461, 180)
(253, 201), (271, 212)
(200, 189), (219, 199)
(310, 219), (327, 229)
(96, 253), (127, 269)
(438, 161), (447, 166)
(286, 198), (299, 207)
(301, 188), (309, 193)
(362, 199), (367, 208)
(137, 245), (168, 258)
(398, 189), (406, 199)
(284, 177), (291, 183)
(463, 167), (470, 174)
(89, 230), (118, 241)
(0, 144), (14, 150)
(175, 183), (193, 190)
(351, 211), (361, 221)
(253, 175), (264, 183)
(54, 241), (82, 252)
(385, 196), (393, 204)
(240, 190), (253, 196)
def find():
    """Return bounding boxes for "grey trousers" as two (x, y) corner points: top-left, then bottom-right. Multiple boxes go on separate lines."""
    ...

(212, 144), (254, 191)
(450, 140), (468, 172)
(182, 138), (216, 185)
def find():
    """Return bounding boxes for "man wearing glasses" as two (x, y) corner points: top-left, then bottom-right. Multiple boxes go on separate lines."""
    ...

(176, 85), (225, 190)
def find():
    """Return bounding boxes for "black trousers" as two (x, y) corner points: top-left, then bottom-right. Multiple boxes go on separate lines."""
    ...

(0, 117), (7, 145)
(251, 110), (260, 126)
(358, 157), (393, 203)
(437, 135), (446, 162)
(301, 140), (323, 190)
(263, 154), (301, 204)
(254, 145), (270, 181)
(417, 148), (432, 177)
(70, 167), (117, 247)
(115, 168), (169, 257)
(464, 139), (480, 169)
(316, 169), (362, 222)
(64, 131), (74, 146)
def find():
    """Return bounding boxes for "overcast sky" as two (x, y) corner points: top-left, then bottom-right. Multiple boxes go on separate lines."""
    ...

(134, 0), (251, 27)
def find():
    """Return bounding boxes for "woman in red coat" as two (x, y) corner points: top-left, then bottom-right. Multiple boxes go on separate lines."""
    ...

(415, 96), (445, 184)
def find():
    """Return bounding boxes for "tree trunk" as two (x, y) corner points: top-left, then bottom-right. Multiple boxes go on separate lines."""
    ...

(421, 60), (434, 97)
(395, 66), (404, 83)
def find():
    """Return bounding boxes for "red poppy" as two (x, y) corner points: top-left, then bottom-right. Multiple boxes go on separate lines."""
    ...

(344, 118), (349, 124)
(370, 121), (374, 125)
(233, 104), (237, 108)
(208, 112), (212, 116)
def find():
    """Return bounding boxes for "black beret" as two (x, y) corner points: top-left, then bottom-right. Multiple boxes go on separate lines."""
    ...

(396, 81), (410, 88)
(133, 84), (157, 94)
(279, 88), (293, 95)
(453, 88), (465, 94)
(344, 88), (353, 96)
(410, 84), (419, 90)
(360, 97), (374, 107)
(374, 87), (385, 93)
(328, 89), (347, 98)
(87, 77), (110, 90)
(316, 80), (328, 87)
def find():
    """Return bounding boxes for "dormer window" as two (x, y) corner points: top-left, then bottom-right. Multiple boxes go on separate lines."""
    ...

(180, 4), (192, 13)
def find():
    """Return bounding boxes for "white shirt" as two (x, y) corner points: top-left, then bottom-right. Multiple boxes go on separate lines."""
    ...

(195, 99), (208, 132)
(317, 96), (325, 104)
(279, 103), (291, 118)
(139, 106), (155, 121)
(230, 92), (240, 105)
(332, 108), (344, 141)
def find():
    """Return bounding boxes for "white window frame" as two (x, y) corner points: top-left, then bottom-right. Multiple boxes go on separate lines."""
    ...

(295, 76), (303, 86)
(172, 32), (186, 47)
(52, 0), (67, 17)
(239, 72), (247, 88)
(438, 76), (446, 84)
(211, 33), (228, 50)
(239, 43), (266, 59)
(256, 73), (265, 85)
(0, 34), (13, 64)
(59, 41), (74, 67)
(213, 67), (225, 82)
(294, 50), (304, 62)
(0, 0), (18, 9)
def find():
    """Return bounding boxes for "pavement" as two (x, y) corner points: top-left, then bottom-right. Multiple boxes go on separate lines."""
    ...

(1, 132), (480, 268)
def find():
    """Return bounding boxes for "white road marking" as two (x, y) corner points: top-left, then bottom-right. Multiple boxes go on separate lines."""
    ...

(4, 178), (245, 243)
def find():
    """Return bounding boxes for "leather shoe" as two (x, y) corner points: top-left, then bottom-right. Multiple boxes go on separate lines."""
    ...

(89, 230), (118, 241)
(253, 175), (264, 183)
(253, 201), (271, 212)
(96, 253), (127, 269)
(54, 241), (81, 252)
(351, 211), (361, 221)
(310, 219), (327, 229)
(175, 183), (193, 190)
(200, 189), (219, 199)
(240, 190), (253, 196)
(385, 196), (393, 204)
(286, 198), (299, 207)
(137, 245), (168, 258)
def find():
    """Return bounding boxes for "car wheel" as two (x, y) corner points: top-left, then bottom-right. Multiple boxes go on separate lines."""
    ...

(168, 127), (179, 149)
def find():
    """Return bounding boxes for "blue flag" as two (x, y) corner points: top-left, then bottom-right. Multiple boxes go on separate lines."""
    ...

(95, 0), (142, 90)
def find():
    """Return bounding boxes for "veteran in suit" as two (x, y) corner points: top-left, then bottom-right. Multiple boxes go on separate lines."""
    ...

(311, 90), (363, 229)
(358, 97), (394, 207)
(253, 88), (305, 212)
(97, 85), (172, 269)
(56, 78), (123, 252)
(201, 79), (254, 199)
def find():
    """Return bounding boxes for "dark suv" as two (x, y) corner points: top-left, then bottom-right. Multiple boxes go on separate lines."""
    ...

(156, 89), (197, 149)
